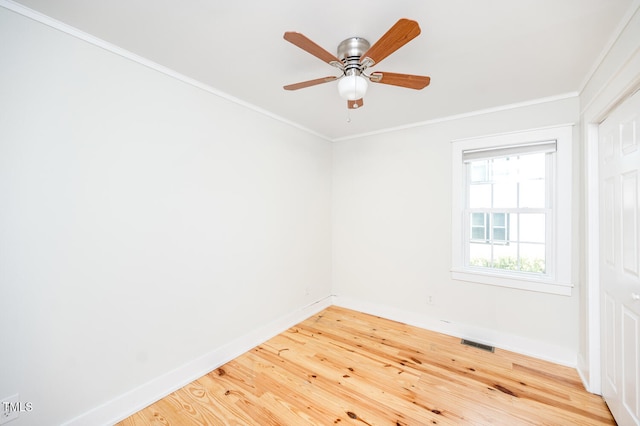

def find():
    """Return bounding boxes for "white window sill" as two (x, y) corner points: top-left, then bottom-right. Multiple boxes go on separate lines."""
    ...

(450, 268), (572, 296)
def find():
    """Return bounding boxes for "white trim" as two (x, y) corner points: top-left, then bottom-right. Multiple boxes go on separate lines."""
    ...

(580, 3), (640, 119)
(332, 295), (577, 367)
(577, 355), (592, 394)
(451, 123), (576, 143)
(61, 296), (333, 426)
(333, 93), (579, 142)
(0, 0), (331, 142)
(450, 269), (572, 296)
(578, 0), (640, 96)
(451, 125), (574, 295)
(584, 123), (602, 394)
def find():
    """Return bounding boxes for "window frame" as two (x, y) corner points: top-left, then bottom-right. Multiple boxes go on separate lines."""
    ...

(450, 125), (573, 296)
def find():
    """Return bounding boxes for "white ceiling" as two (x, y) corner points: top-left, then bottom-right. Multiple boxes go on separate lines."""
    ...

(10, 0), (635, 140)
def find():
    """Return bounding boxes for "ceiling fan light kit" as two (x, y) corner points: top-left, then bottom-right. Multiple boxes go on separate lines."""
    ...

(338, 74), (368, 101)
(283, 19), (431, 110)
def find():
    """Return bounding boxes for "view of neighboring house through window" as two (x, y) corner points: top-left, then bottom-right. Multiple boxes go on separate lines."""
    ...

(465, 148), (551, 275)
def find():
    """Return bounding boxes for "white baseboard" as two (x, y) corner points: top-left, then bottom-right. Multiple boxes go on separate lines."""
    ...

(62, 296), (333, 426)
(577, 354), (591, 393)
(577, 352), (601, 395)
(332, 296), (577, 368)
(63, 294), (581, 425)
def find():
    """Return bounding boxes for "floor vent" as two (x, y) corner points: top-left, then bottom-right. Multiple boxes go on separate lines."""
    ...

(461, 339), (495, 353)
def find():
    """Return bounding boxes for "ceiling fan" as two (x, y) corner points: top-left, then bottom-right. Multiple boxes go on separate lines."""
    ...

(283, 19), (431, 110)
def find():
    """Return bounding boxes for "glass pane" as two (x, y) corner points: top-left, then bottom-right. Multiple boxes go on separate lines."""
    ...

(469, 184), (491, 208)
(491, 158), (509, 181)
(508, 213), (518, 241)
(469, 161), (488, 182)
(469, 242), (491, 268)
(493, 213), (505, 227)
(471, 212), (485, 226)
(492, 157), (515, 182)
(518, 153), (546, 180)
(520, 214), (545, 243)
(493, 244), (519, 271)
(493, 183), (517, 208)
(519, 243), (546, 273)
(471, 227), (486, 240)
(493, 227), (506, 241)
(519, 180), (546, 208)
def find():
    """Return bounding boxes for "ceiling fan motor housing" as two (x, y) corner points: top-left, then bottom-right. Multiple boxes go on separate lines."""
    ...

(337, 37), (370, 77)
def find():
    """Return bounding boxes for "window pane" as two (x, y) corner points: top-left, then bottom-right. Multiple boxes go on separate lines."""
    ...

(508, 213), (519, 241)
(471, 212), (485, 226)
(471, 227), (486, 240)
(518, 153), (546, 180)
(469, 242), (491, 267)
(493, 182), (517, 208)
(470, 161), (488, 182)
(519, 243), (546, 273)
(519, 180), (545, 208)
(493, 227), (506, 241)
(493, 244), (519, 270)
(492, 213), (508, 242)
(491, 157), (518, 182)
(469, 184), (491, 208)
(491, 158), (512, 182)
(520, 214), (545, 243)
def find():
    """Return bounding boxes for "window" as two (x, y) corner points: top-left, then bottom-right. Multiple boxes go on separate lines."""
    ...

(451, 126), (573, 295)
(466, 147), (551, 274)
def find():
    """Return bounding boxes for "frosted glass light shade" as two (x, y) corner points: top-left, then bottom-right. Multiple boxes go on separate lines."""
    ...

(337, 75), (368, 100)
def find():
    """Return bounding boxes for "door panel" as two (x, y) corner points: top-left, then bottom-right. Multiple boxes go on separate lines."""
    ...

(623, 307), (639, 419)
(599, 88), (640, 426)
(622, 171), (638, 276)
(605, 292), (618, 393)
(605, 177), (616, 266)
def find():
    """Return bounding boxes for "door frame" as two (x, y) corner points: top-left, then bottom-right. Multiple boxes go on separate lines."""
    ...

(584, 75), (640, 394)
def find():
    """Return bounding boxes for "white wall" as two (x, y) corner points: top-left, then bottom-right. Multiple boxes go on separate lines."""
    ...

(332, 96), (581, 365)
(0, 7), (332, 425)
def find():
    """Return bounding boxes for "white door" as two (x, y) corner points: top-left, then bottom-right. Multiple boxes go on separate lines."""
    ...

(600, 88), (640, 426)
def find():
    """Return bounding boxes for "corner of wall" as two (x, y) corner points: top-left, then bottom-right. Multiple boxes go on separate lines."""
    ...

(332, 296), (577, 368)
(61, 296), (333, 425)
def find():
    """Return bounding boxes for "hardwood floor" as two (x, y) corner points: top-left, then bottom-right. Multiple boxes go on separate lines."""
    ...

(118, 306), (614, 425)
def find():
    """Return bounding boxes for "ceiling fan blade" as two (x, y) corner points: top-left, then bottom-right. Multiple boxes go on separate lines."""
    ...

(360, 19), (421, 67)
(369, 72), (430, 89)
(348, 99), (364, 109)
(284, 32), (341, 66)
(284, 76), (338, 91)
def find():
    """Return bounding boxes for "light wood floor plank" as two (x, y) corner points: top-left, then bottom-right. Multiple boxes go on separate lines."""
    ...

(117, 306), (614, 425)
